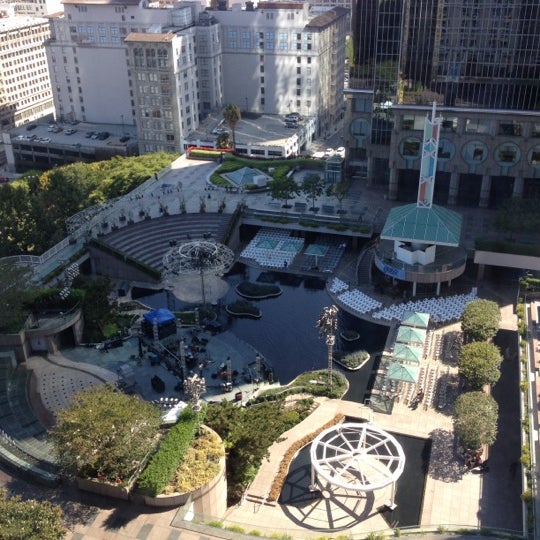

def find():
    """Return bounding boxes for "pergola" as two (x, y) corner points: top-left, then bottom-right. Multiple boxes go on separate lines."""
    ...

(310, 422), (406, 509)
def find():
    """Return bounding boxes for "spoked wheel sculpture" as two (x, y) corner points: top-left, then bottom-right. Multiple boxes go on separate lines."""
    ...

(310, 423), (406, 510)
(162, 239), (235, 304)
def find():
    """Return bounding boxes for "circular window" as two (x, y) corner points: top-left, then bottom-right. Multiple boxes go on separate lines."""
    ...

(461, 140), (488, 165)
(437, 138), (455, 161)
(527, 145), (540, 167)
(494, 142), (520, 166)
(399, 137), (421, 159)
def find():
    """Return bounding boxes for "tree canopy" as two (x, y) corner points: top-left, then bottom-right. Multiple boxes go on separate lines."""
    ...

(458, 341), (503, 389)
(495, 197), (540, 238)
(223, 104), (241, 149)
(50, 384), (162, 483)
(0, 259), (36, 332)
(268, 176), (300, 208)
(301, 173), (325, 211)
(0, 152), (175, 257)
(0, 489), (65, 540)
(205, 399), (311, 504)
(453, 391), (498, 450)
(326, 180), (348, 212)
(461, 299), (501, 343)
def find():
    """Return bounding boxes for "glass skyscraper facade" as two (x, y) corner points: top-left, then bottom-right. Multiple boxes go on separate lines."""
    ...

(345, 0), (540, 207)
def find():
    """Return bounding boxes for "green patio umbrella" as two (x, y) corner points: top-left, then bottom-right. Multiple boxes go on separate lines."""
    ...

(396, 325), (426, 346)
(392, 342), (422, 364)
(387, 362), (419, 383)
(401, 311), (430, 329)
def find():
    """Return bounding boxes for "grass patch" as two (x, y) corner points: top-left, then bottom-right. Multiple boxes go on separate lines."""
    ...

(236, 282), (282, 299)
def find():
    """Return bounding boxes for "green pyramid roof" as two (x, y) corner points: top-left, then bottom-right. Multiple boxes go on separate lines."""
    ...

(401, 311), (430, 329)
(392, 343), (422, 364)
(381, 204), (462, 246)
(396, 326), (427, 345)
(387, 362), (419, 383)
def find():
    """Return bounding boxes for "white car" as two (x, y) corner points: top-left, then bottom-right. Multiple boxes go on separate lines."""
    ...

(212, 127), (228, 135)
(336, 146), (345, 157)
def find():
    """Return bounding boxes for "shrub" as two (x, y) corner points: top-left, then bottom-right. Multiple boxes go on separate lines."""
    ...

(339, 350), (369, 369)
(164, 429), (224, 494)
(236, 282), (282, 298)
(226, 300), (261, 317)
(137, 408), (200, 496)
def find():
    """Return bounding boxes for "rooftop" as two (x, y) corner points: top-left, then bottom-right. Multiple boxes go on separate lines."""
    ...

(381, 204), (463, 246)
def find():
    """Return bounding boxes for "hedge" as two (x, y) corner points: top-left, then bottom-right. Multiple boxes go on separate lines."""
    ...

(136, 408), (201, 496)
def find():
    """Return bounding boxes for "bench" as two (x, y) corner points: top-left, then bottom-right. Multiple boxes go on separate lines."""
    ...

(294, 202), (307, 212)
(322, 204), (335, 214)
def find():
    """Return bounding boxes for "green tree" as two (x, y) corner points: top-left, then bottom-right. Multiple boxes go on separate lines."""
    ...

(458, 341), (503, 389)
(72, 275), (115, 342)
(216, 132), (231, 149)
(50, 384), (162, 483)
(0, 152), (175, 256)
(268, 176), (300, 208)
(0, 489), (65, 540)
(453, 391), (498, 450)
(301, 173), (325, 211)
(0, 259), (35, 332)
(326, 180), (349, 213)
(495, 198), (540, 239)
(223, 103), (241, 150)
(461, 299), (501, 343)
(205, 399), (309, 504)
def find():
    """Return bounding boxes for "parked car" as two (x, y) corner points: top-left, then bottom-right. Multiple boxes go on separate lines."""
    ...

(85, 131), (95, 138)
(120, 135), (130, 142)
(26, 124), (37, 131)
(97, 131), (109, 140)
(285, 113), (301, 122)
(65, 128), (77, 135)
(212, 127), (228, 135)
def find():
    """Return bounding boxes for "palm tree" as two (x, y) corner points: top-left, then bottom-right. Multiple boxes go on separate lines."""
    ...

(316, 305), (339, 391)
(223, 103), (241, 150)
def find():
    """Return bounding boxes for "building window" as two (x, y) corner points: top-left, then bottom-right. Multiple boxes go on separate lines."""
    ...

(465, 118), (491, 134)
(498, 121), (522, 136)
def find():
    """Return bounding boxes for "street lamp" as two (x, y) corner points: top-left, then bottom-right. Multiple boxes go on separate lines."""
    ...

(316, 305), (339, 392)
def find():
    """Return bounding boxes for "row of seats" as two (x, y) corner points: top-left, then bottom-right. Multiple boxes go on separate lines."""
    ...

(240, 229), (304, 269)
(372, 291), (478, 323)
(337, 289), (383, 314)
(328, 277), (349, 294)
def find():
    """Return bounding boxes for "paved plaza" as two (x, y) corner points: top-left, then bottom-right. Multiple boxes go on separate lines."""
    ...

(0, 153), (530, 539)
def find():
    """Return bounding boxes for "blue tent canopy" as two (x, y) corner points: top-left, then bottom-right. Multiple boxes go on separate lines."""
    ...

(142, 308), (176, 326)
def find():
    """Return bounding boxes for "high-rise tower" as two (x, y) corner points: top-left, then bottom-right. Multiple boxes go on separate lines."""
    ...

(345, 0), (540, 208)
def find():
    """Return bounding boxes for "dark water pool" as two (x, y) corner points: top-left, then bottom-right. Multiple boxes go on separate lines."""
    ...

(278, 433), (431, 529)
(134, 265), (389, 389)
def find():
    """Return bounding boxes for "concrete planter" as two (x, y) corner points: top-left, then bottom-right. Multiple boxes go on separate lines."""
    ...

(76, 476), (134, 500)
(142, 426), (227, 517)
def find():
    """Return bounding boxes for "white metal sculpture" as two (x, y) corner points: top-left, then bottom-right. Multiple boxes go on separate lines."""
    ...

(310, 422), (405, 503)
(162, 240), (234, 304)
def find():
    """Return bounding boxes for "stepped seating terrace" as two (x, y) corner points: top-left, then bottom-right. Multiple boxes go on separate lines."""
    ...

(0, 357), (59, 485)
(102, 213), (231, 270)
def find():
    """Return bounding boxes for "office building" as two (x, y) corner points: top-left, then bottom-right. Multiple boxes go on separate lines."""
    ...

(0, 8), (54, 130)
(45, 0), (348, 154)
(211, 2), (348, 136)
(11, 0), (64, 17)
(344, 0), (540, 207)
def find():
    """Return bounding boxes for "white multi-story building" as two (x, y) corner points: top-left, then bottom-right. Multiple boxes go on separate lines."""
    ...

(0, 8), (54, 130)
(45, 0), (347, 153)
(11, 0), (63, 17)
(212, 2), (348, 134)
